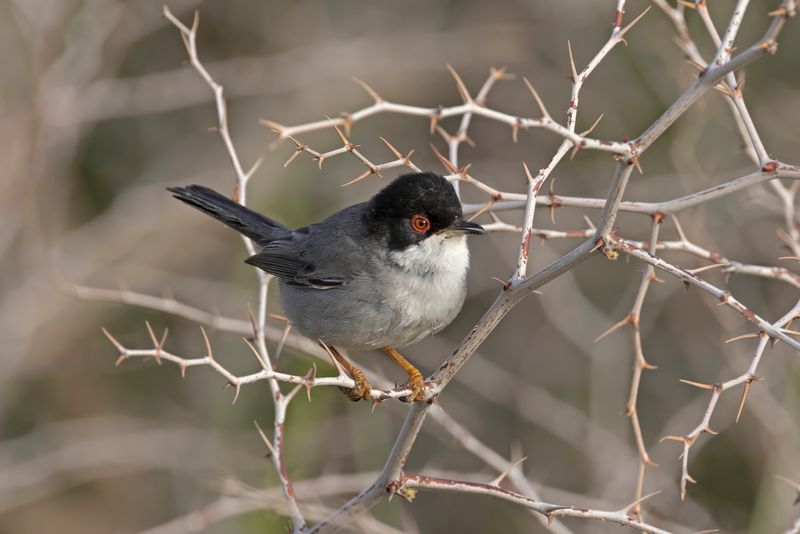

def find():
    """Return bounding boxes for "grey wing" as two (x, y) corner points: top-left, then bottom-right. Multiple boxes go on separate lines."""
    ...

(244, 230), (365, 289)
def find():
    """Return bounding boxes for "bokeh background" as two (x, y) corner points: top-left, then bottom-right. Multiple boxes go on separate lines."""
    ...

(1, 0), (799, 532)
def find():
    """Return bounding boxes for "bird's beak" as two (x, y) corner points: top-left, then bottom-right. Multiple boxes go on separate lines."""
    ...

(443, 219), (484, 235)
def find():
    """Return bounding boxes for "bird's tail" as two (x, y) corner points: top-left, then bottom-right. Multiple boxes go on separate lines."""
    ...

(167, 185), (290, 243)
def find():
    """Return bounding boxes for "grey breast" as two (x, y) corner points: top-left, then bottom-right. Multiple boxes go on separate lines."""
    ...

(277, 203), (395, 350)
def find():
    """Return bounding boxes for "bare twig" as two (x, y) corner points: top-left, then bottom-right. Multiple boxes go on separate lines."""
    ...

(398, 474), (670, 534)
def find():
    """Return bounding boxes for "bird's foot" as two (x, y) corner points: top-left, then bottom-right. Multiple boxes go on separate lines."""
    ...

(383, 347), (427, 402)
(325, 344), (372, 402)
(399, 368), (426, 403)
(339, 366), (372, 402)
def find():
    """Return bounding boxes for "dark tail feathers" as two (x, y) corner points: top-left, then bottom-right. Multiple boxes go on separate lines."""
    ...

(167, 185), (289, 243)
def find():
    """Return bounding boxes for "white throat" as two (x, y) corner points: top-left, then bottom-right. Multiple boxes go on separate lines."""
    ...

(389, 233), (470, 277)
(383, 232), (471, 346)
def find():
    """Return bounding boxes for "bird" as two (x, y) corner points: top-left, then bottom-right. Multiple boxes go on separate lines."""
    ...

(167, 172), (483, 402)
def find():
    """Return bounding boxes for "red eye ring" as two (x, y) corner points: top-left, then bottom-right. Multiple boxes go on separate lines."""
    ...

(410, 214), (430, 234)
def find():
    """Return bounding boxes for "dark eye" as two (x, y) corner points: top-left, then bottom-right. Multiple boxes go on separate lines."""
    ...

(410, 214), (430, 234)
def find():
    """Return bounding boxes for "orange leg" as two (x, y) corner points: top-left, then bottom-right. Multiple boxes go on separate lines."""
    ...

(384, 347), (425, 402)
(328, 346), (372, 402)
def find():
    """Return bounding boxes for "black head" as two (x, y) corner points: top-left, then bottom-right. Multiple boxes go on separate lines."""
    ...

(366, 172), (483, 250)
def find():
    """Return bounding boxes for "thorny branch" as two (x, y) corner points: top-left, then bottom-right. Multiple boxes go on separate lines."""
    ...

(100, 324), (414, 402)
(595, 217), (663, 520)
(89, 1), (800, 532)
(658, 299), (800, 502)
(159, 7), (306, 531)
(612, 235), (800, 498)
(397, 474), (670, 534)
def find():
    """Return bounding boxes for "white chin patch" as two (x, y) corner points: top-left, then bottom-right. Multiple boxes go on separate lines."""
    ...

(389, 233), (469, 276)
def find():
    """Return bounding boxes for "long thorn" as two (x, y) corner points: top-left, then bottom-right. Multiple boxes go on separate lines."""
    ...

(101, 327), (125, 353)
(736, 380), (752, 423)
(446, 64), (472, 103)
(617, 6), (652, 40)
(145, 321), (162, 365)
(490, 456), (527, 486)
(352, 77), (383, 103)
(595, 315), (631, 342)
(200, 326), (213, 359)
(522, 77), (550, 118)
(380, 136), (403, 158)
(566, 41), (579, 83)
(254, 420), (277, 457)
(242, 337), (269, 370)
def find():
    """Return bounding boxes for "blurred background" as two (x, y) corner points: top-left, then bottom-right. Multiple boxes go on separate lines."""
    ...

(1, 0), (799, 532)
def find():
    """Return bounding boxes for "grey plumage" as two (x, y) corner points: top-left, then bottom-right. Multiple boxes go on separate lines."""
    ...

(168, 173), (479, 353)
(166, 184), (289, 244)
(279, 223), (470, 350)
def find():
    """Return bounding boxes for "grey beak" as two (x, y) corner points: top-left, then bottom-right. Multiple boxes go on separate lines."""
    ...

(445, 219), (484, 235)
